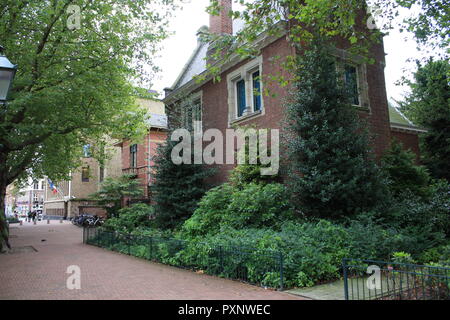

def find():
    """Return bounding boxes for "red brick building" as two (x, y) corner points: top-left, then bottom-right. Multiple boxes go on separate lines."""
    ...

(163, 0), (423, 184)
(118, 99), (168, 202)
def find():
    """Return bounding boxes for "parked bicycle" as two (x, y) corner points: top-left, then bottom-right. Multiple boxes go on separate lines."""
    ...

(71, 214), (104, 228)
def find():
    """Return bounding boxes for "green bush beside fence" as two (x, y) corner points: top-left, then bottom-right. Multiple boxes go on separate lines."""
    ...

(83, 227), (284, 290)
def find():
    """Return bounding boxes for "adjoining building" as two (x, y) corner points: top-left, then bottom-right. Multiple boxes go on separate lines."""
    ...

(116, 98), (168, 204)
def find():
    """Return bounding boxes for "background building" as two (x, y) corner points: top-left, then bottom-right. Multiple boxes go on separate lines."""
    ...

(5, 179), (45, 217)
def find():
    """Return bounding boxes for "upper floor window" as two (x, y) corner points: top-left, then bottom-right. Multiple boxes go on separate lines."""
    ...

(252, 70), (262, 112)
(344, 64), (360, 106)
(130, 144), (138, 168)
(332, 48), (370, 111)
(182, 93), (202, 133)
(236, 79), (246, 117)
(81, 166), (90, 182)
(227, 56), (264, 124)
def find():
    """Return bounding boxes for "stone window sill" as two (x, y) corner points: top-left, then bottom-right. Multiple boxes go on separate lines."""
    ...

(229, 110), (263, 126)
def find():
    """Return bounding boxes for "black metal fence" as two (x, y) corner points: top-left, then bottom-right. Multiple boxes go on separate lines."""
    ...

(83, 227), (284, 290)
(343, 258), (450, 300)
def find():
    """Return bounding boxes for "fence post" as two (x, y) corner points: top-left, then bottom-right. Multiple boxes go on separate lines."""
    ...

(149, 237), (153, 260)
(279, 252), (284, 291)
(82, 227), (85, 244)
(343, 259), (349, 300)
(218, 246), (224, 275)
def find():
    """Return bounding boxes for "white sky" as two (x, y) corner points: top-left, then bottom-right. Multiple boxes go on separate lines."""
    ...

(151, 0), (441, 102)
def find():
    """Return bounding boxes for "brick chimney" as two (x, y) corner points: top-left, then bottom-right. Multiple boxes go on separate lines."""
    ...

(209, 0), (233, 35)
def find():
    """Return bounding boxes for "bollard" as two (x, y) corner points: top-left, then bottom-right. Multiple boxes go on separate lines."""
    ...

(60, 219), (63, 224)
(47, 219), (50, 224)
(33, 220), (36, 225)
(20, 220), (23, 226)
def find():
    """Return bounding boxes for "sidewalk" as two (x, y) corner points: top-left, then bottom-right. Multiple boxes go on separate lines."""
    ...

(0, 221), (304, 300)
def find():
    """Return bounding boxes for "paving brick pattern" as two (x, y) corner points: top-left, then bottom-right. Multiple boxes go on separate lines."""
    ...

(0, 221), (303, 300)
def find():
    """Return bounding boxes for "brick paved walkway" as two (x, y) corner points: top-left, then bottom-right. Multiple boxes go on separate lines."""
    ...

(0, 221), (303, 300)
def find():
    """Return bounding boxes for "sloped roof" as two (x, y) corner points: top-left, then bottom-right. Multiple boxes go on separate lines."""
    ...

(388, 102), (427, 133)
(170, 20), (246, 91)
(172, 42), (209, 90)
(389, 103), (412, 126)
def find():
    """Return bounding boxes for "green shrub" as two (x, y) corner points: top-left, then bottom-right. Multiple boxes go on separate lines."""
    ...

(381, 140), (431, 198)
(190, 220), (351, 288)
(419, 244), (450, 264)
(392, 251), (416, 264)
(182, 183), (294, 238)
(225, 183), (294, 229)
(102, 203), (154, 233)
(182, 183), (235, 237)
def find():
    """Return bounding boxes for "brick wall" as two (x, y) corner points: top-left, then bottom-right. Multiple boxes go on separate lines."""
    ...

(209, 0), (233, 35)
(121, 129), (168, 198)
(199, 34), (392, 185)
(391, 129), (421, 163)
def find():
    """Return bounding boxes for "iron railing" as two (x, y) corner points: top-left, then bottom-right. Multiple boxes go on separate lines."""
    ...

(83, 227), (284, 290)
(343, 258), (450, 300)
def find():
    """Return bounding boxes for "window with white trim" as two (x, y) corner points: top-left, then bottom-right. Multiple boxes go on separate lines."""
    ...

(227, 56), (264, 123)
(332, 49), (370, 110)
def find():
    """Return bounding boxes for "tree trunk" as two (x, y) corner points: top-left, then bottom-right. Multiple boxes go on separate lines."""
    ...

(0, 182), (11, 252)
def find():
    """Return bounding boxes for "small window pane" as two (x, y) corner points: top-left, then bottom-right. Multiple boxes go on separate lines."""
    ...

(130, 144), (138, 168)
(81, 166), (90, 182)
(236, 79), (246, 117)
(344, 65), (360, 105)
(252, 71), (262, 112)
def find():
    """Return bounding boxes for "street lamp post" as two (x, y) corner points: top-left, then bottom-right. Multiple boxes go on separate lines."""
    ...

(0, 45), (17, 104)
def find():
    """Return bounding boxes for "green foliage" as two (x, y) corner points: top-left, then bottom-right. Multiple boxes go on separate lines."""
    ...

(392, 251), (416, 264)
(182, 183), (294, 238)
(102, 203), (154, 233)
(0, 0), (175, 251)
(381, 140), (430, 197)
(90, 174), (143, 218)
(383, 180), (450, 250)
(400, 59), (450, 181)
(228, 128), (280, 188)
(284, 38), (387, 218)
(418, 244), (450, 265)
(185, 220), (351, 288)
(151, 134), (216, 230)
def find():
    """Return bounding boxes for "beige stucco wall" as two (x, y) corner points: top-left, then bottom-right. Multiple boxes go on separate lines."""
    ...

(137, 98), (165, 115)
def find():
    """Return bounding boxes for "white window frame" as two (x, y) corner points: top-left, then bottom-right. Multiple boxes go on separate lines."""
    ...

(250, 69), (263, 113)
(227, 56), (264, 125)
